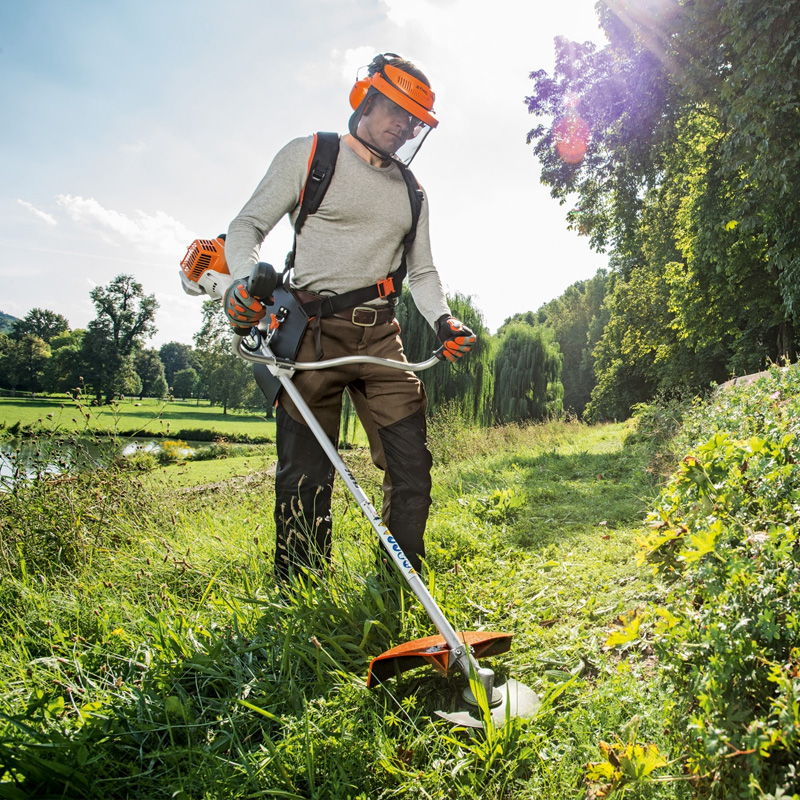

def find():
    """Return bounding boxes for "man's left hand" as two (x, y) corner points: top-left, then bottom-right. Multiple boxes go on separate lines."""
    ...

(436, 316), (476, 362)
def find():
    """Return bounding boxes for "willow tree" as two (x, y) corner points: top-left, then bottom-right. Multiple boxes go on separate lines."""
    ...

(395, 287), (493, 425)
(492, 324), (562, 424)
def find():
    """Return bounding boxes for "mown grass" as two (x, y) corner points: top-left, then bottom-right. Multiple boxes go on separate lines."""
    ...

(0, 413), (688, 799)
(0, 396), (277, 442)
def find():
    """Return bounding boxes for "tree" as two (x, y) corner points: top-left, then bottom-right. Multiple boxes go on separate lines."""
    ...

(159, 341), (200, 387)
(43, 330), (85, 394)
(80, 274), (158, 402)
(172, 367), (199, 400)
(0, 333), (20, 392)
(116, 356), (142, 398)
(134, 348), (167, 399)
(11, 308), (69, 344)
(395, 287), (494, 424)
(152, 374), (169, 400)
(492, 324), (562, 424)
(506, 269), (610, 417)
(11, 334), (51, 393)
(525, 0), (800, 416)
(194, 300), (254, 414)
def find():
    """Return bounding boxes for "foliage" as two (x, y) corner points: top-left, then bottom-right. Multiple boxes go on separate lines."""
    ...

(194, 300), (256, 415)
(526, 0), (800, 419)
(171, 367), (199, 400)
(80, 274), (159, 402)
(0, 310), (18, 335)
(639, 365), (800, 797)
(396, 287), (494, 424)
(10, 308), (69, 344)
(134, 348), (168, 400)
(492, 323), (562, 423)
(0, 332), (51, 393)
(159, 341), (201, 388)
(521, 269), (610, 418)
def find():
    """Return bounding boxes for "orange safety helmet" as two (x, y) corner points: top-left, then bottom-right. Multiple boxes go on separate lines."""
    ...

(348, 53), (438, 165)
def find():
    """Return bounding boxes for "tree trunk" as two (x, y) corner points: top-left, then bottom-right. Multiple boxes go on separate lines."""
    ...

(776, 320), (796, 365)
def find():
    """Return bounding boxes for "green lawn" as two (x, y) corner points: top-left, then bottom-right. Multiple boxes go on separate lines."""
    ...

(0, 396), (277, 441)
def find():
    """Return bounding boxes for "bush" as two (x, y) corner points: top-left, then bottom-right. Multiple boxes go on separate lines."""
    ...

(639, 365), (800, 797)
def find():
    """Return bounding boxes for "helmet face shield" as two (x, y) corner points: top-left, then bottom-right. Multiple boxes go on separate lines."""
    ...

(349, 89), (433, 165)
(348, 56), (438, 166)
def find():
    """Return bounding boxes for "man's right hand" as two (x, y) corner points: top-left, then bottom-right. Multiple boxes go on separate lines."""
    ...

(223, 278), (266, 334)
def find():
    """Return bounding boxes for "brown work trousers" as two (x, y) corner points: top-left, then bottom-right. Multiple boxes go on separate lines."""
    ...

(274, 314), (432, 581)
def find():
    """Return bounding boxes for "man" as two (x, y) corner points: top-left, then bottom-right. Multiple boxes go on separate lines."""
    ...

(222, 53), (476, 582)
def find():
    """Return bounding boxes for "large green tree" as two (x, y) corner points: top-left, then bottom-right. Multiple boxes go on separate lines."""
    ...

(134, 348), (168, 399)
(81, 274), (158, 402)
(395, 288), (493, 424)
(11, 308), (69, 344)
(159, 341), (200, 388)
(505, 269), (610, 417)
(526, 0), (800, 417)
(43, 330), (85, 395)
(194, 301), (254, 414)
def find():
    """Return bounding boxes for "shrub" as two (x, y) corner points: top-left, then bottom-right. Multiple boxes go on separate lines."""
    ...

(640, 365), (800, 797)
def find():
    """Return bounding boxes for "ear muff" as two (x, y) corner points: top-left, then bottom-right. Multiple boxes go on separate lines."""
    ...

(350, 52), (403, 111)
(349, 77), (371, 111)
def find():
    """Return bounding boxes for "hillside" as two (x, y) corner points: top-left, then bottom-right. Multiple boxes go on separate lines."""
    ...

(0, 310), (18, 334)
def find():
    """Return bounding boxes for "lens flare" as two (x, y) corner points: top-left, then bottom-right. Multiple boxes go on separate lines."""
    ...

(553, 114), (590, 164)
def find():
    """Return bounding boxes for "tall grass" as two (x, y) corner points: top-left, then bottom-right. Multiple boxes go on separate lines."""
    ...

(0, 409), (687, 799)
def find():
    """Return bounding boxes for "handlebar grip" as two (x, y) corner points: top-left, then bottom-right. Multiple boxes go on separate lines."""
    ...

(248, 262), (279, 301)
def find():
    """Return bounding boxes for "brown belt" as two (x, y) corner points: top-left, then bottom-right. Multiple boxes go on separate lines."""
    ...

(292, 289), (395, 327)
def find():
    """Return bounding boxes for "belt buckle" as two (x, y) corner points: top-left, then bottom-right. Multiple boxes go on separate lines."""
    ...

(352, 306), (378, 326)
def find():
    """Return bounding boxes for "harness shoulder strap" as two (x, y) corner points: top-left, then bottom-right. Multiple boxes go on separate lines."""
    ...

(294, 131), (340, 236)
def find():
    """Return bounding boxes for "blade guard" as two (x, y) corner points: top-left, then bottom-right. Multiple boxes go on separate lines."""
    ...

(367, 630), (513, 688)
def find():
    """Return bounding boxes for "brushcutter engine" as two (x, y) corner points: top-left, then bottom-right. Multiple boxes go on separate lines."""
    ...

(179, 235), (231, 300)
(180, 235), (279, 306)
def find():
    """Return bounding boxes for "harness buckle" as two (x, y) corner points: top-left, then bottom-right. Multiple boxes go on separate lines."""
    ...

(376, 277), (395, 298)
(352, 307), (378, 327)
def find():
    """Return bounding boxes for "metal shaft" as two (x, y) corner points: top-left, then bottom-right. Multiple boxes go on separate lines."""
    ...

(274, 368), (480, 679)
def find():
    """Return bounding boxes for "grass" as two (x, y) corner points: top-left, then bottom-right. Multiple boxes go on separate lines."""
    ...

(0, 396), (277, 442)
(0, 413), (689, 799)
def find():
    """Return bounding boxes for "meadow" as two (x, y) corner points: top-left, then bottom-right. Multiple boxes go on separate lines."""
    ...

(3, 373), (799, 799)
(0, 396), (277, 443)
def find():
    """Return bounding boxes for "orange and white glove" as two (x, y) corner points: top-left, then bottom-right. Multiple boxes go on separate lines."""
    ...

(223, 278), (266, 335)
(436, 315), (476, 362)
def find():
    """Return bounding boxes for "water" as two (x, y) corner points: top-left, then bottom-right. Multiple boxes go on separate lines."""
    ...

(0, 436), (193, 489)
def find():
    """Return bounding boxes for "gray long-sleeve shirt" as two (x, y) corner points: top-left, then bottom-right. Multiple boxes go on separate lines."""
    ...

(225, 135), (450, 328)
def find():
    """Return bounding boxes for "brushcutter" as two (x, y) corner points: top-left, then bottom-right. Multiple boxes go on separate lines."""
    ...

(180, 238), (540, 728)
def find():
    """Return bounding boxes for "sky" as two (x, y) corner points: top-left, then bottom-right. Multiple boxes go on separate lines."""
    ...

(0, 0), (609, 348)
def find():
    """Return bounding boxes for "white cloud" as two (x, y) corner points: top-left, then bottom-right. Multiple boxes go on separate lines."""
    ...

(336, 46), (377, 82)
(55, 194), (196, 256)
(18, 199), (57, 226)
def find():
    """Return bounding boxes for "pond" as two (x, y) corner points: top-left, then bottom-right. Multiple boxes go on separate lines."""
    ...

(0, 436), (196, 489)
